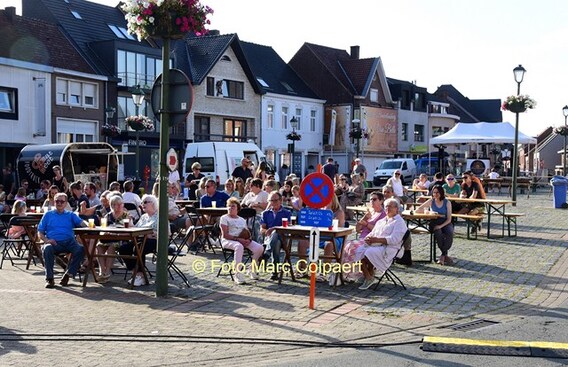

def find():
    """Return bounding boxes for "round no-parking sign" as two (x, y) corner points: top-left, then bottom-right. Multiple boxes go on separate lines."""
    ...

(299, 172), (335, 209)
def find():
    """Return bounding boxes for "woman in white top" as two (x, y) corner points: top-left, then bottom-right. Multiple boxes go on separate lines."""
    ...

(220, 197), (264, 285)
(386, 170), (408, 204)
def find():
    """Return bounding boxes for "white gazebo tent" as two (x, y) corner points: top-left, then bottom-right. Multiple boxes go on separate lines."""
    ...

(429, 122), (537, 174)
(430, 122), (536, 145)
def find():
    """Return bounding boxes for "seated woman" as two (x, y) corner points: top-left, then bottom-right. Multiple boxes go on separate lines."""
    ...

(459, 171), (485, 234)
(416, 186), (454, 265)
(355, 198), (408, 290)
(118, 194), (159, 287)
(96, 195), (131, 283)
(279, 180), (294, 207)
(223, 178), (240, 199)
(42, 185), (71, 211)
(219, 197), (264, 285)
(442, 174), (462, 212)
(7, 200), (27, 239)
(290, 185), (303, 214)
(342, 192), (386, 282)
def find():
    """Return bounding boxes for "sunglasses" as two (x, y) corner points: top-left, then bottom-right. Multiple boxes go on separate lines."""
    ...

(142, 200), (150, 204)
(55, 200), (66, 204)
(395, 173), (401, 176)
(447, 178), (455, 181)
(269, 199), (280, 202)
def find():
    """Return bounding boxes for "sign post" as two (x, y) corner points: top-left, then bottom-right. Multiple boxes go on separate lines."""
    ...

(308, 227), (320, 310)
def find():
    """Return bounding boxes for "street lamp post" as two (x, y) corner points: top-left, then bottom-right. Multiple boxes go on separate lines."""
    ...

(511, 64), (526, 207)
(104, 106), (115, 143)
(131, 85), (145, 180)
(563, 105), (568, 176)
(352, 119), (361, 158)
(289, 116), (298, 175)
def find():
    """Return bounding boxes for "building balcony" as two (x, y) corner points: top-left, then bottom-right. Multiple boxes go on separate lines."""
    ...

(194, 133), (256, 143)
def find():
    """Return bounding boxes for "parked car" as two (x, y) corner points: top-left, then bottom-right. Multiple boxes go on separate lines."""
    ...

(373, 158), (416, 186)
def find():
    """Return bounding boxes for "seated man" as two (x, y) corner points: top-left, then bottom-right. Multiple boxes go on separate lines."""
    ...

(167, 183), (191, 232)
(200, 179), (230, 208)
(39, 193), (86, 288)
(260, 192), (291, 280)
(355, 198), (407, 290)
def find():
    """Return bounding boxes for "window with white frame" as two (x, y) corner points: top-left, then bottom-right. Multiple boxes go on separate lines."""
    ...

(267, 105), (274, 128)
(56, 78), (98, 108)
(370, 88), (379, 103)
(414, 124), (424, 142)
(295, 108), (302, 130)
(0, 87), (18, 120)
(281, 106), (288, 129)
(57, 118), (96, 143)
(402, 123), (408, 141)
(310, 110), (316, 132)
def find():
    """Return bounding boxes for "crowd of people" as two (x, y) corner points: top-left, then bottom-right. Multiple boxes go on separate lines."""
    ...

(4, 153), (494, 291)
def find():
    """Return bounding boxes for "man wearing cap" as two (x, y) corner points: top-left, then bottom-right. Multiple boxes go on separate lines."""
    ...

(352, 158), (367, 181)
(231, 158), (253, 182)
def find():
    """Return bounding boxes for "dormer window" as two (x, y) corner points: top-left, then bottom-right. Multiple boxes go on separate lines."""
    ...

(221, 55), (231, 62)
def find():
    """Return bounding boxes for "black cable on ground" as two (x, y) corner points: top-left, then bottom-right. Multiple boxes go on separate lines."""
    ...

(0, 333), (422, 349)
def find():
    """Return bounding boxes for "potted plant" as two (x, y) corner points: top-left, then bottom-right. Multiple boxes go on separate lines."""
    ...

(121, 0), (214, 41)
(501, 95), (537, 113)
(125, 115), (155, 131)
(101, 124), (121, 137)
(349, 127), (369, 139)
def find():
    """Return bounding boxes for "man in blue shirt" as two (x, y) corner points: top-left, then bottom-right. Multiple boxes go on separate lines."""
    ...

(200, 179), (230, 208)
(39, 193), (86, 288)
(260, 192), (291, 280)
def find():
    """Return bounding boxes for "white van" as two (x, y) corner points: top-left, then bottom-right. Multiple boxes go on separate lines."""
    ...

(372, 158), (416, 186)
(183, 142), (278, 186)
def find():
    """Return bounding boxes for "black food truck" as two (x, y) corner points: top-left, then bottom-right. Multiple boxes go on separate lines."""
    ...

(17, 143), (119, 192)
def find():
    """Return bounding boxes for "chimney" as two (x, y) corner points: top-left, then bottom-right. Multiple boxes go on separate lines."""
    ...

(208, 29), (220, 36)
(5, 6), (16, 21)
(350, 45), (360, 59)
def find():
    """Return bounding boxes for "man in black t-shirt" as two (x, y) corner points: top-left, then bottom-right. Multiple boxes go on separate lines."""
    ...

(321, 157), (338, 183)
(231, 158), (253, 182)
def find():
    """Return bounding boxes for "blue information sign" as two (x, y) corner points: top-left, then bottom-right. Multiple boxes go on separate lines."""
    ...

(298, 208), (333, 227)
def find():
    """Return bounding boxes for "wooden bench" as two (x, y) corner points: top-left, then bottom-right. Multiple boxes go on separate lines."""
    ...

(452, 213), (485, 240)
(503, 213), (525, 237)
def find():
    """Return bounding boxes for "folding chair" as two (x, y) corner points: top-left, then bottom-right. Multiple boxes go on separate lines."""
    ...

(373, 229), (411, 290)
(0, 213), (15, 238)
(1, 216), (29, 268)
(150, 234), (191, 287)
(186, 206), (217, 255)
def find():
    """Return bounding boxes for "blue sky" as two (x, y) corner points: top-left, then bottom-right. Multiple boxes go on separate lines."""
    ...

(6, 0), (568, 137)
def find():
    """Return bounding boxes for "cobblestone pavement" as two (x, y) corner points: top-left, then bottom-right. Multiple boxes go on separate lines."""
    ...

(0, 189), (567, 366)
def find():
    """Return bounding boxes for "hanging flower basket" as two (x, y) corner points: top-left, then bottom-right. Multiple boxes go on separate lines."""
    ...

(349, 128), (369, 140)
(286, 132), (301, 141)
(501, 95), (536, 113)
(122, 0), (214, 41)
(555, 126), (568, 136)
(101, 124), (121, 137)
(125, 115), (154, 131)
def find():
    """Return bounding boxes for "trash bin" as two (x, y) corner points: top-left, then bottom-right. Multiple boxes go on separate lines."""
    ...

(551, 176), (568, 208)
